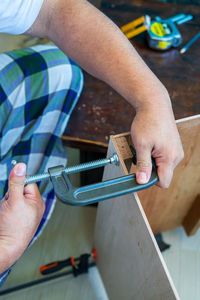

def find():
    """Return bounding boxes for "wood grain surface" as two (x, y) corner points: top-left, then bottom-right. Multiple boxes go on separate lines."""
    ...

(139, 115), (200, 233)
(64, 0), (200, 151)
(108, 115), (200, 234)
(94, 136), (179, 300)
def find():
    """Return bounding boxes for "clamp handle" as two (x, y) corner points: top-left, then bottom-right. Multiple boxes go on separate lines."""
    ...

(48, 154), (158, 206)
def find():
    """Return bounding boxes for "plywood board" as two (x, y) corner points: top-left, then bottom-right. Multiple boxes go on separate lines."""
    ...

(103, 115), (200, 234)
(138, 115), (200, 233)
(94, 138), (179, 300)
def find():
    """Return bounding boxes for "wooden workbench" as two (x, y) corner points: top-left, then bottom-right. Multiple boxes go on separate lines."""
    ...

(63, 0), (200, 153)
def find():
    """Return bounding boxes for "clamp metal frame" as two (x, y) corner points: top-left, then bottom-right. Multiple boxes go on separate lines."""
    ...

(48, 150), (158, 206)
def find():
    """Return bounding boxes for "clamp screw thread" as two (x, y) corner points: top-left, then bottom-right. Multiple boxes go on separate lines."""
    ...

(25, 153), (119, 184)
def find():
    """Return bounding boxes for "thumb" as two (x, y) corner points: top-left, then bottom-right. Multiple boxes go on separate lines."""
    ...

(8, 163), (26, 198)
(135, 145), (152, 184)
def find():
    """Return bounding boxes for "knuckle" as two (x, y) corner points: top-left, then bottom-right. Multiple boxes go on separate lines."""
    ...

(34, 200), (45, 219)
(161, 182), (170, 189)
(37, 197), (45, 208)
(170, 148), (184, 166)
(157, 166), (173, 189)
(137, 160), (151, 170)
(30, 195), (45, 212)
(37, 197), (45, 213)
(165, 153), (178, 165)
(41, 199), (45, 212)
(9, 181), (24, 192)
(135, 139), (148, 150)
(157, 180), (170, 189)
(9, 181), (24, 187)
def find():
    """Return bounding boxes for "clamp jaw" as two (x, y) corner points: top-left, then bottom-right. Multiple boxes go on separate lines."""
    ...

(48, 148), (158, 206)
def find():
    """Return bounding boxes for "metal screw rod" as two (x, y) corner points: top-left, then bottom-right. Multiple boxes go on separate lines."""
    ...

(25, 153), (119, 185)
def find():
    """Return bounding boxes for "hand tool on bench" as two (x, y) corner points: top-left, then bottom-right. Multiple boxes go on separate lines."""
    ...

(121, 13), (193, 50)
(180, 31), (200, 54)
(24, 146), (158, 206)
(121, 15), (150, 39)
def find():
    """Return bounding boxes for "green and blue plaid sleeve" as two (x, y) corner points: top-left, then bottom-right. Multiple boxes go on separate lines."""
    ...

(0, 44), (83, 285)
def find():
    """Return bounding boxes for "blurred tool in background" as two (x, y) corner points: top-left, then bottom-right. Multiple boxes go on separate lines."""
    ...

(180, 31), (200, 53)
(40, 249), (98, 276)
(121, 15), (150, 39)
(121, 13), (193, 50)
(0, 249), (98, 296)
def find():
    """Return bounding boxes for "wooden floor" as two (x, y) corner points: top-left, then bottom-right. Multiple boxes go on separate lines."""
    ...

(0, 200), (109, 299)
(2, 200), (200, 300)
(163, 227), (200, 300)
(1, 33), (200, 299)
(0, 145), (109, 300)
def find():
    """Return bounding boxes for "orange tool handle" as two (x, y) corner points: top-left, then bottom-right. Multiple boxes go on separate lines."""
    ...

(40, 249), (97, 275)
(40, 258), (72, 275)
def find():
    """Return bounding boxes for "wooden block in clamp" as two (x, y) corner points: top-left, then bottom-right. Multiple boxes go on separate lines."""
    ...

(113, 134), (133, 160)
(183, 195), (200, 236)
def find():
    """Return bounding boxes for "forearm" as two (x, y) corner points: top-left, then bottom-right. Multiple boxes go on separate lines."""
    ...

(28, 0), (171, 112)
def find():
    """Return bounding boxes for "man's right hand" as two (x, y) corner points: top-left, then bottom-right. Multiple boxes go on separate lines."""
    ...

(0, 163), (45, 274)
(130, 94), (184, 188)
(27, 0), (184, 188)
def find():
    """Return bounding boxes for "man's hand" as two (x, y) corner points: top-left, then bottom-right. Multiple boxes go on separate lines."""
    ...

(0, 163), (45, 274)
(131, 93), (184, 188)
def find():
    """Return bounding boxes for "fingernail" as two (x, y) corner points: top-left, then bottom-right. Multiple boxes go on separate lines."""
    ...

(138, 172), (148, 183)
(14, 163), (26, 176)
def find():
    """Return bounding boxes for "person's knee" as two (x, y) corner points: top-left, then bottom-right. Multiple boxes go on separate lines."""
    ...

(43, 45), (84, 92)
